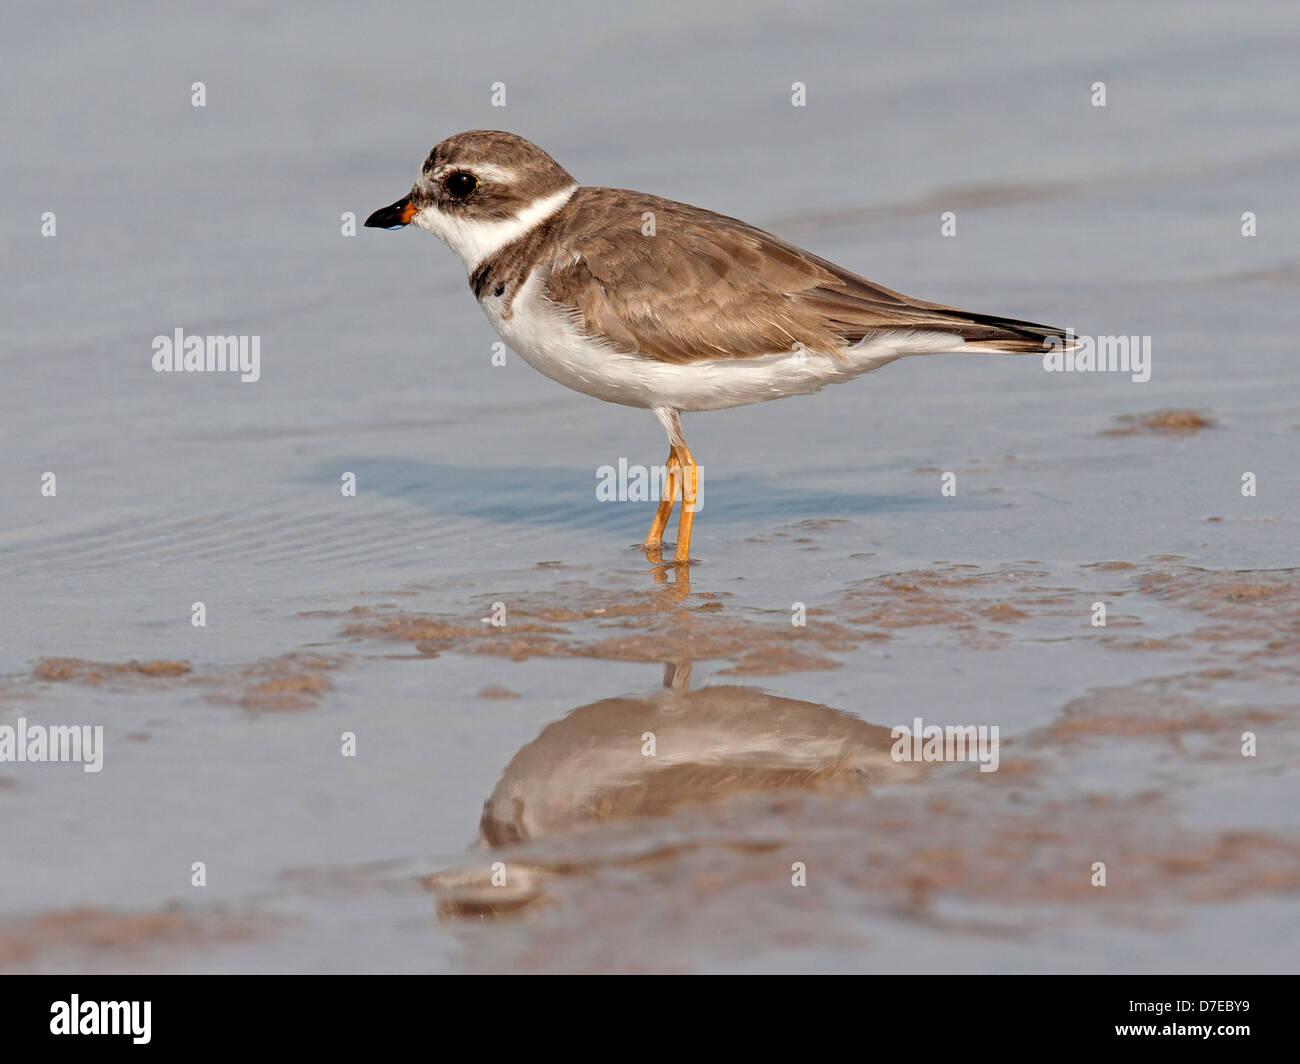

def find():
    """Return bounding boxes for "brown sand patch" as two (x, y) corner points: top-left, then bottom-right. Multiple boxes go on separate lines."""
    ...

(326, 561), (1300, 674)
(339, 586), (865, 674)
(16, 653), (343, 713)
(1101, 409), (1216, 436)
(715, 645), (842, 675)
(33, 658), (191, 684)
(1135, 567), (1300, 666)
(239, 674), (331, 710)
(226, 655), (341, 711)
(839, 564), (1098, 645)
(1051, 684), (1286, 739)
(1099, 636), (1182, 652)
(792, 518), (850, 532)
(478, 685), (521, 699)
(0, 904), (278, 970)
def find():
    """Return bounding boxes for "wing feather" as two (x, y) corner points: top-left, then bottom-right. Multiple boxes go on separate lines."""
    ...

(540, 188), (1068, 363)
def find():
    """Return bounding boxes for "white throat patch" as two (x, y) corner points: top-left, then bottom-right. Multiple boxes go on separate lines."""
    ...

(413, 184), (578, 272)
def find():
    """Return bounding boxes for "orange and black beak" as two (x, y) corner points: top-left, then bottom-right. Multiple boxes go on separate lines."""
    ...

(365, 196), (417, 230)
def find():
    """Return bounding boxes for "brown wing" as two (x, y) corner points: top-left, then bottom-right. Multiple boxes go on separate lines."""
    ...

(542, 188), (1067, 364)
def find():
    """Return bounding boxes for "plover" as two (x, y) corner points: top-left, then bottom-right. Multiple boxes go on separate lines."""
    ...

(367, 130), (1071, 563)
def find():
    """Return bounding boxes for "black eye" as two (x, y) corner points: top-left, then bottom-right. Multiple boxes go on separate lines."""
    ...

(445, 172), (478, 199)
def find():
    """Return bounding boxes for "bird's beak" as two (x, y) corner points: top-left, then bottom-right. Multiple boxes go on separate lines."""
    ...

(365, 196), (416, 230)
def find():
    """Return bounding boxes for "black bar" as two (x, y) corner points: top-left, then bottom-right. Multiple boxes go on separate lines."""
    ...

(0, 975), (1290, 1050)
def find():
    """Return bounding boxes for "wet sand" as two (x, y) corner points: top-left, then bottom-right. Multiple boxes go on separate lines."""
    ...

(2, 551), (1297, 972)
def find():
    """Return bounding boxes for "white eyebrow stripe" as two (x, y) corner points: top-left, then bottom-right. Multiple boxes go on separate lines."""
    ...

(431, 162), (518, 185)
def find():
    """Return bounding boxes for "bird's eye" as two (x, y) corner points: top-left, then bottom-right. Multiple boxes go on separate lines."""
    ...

(445, 172), (479, 199)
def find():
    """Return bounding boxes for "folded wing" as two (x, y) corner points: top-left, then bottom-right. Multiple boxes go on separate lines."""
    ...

(542, 188), (1070, 364)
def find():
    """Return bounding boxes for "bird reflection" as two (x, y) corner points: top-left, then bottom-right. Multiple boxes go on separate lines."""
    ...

(429, 662), (929, 917)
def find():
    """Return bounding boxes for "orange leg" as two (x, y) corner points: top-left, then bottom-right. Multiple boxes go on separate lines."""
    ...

(644, 447), (681, 553)
(673, 443), (699, 564)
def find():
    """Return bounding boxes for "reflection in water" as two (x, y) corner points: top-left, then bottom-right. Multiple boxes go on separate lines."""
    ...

(645, 548), (692, 595)
(430, 663), (929, 917)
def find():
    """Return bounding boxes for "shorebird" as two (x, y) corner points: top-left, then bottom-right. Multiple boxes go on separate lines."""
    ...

(367, 131), (1070, 563)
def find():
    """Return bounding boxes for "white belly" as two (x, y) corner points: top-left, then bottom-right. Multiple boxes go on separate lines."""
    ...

(482, 272), (960, 412)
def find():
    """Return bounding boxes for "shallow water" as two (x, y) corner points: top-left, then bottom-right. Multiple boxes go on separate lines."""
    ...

(1, 0), (1298, 972)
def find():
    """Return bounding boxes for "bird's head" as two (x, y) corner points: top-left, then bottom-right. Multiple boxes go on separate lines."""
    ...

(365, 130), (577, 270)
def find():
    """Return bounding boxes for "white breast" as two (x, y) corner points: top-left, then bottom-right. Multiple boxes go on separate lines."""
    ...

(482, 272), (961, 412)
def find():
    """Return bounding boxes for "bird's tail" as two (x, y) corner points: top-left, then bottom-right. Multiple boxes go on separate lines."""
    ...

(927, 307), (1079, 355)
